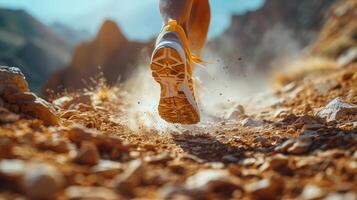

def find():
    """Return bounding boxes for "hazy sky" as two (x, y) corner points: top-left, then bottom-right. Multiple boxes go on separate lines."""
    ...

(0, 0), (264, 41)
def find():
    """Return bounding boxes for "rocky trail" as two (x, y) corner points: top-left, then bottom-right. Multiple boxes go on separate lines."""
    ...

(0, 0), (357, 199)
(0, 60), (356, 200)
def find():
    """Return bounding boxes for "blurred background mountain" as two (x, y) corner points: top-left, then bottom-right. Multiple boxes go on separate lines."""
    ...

(0, 8), (72, 91)
(1, 0), (353, 95)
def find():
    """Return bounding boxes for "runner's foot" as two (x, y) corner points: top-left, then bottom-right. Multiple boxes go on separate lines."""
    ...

(150, 20), (200, 124)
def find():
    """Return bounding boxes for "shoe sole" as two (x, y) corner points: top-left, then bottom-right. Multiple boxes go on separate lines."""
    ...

(151, 47), (200, 124)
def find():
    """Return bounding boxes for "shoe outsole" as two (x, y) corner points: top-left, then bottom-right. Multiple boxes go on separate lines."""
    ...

(151, 47), (200, 124)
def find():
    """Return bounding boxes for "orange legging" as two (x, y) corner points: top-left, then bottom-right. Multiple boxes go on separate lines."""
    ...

(160, 0), (211, 55)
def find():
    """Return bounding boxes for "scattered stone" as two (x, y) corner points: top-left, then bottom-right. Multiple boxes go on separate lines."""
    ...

(114, 159), (144, 196)
(341, 71), (354, 81)
(0, 66), (29, 94)
(74, 141), (100, 166)
(24, 163), (64, 200)
(241, 118), (263, 127)
(52, 96), (72, 108)
(68, 126), (128, 157)
(254, 136), (269, 146)
(0, 138), (14, 159)
(287, 136), (312, 154)
(36, 138), (69, 154)
(294, 115), (321, 128)
(352, 121), (357, 128)
(269, 154), (288, 171)
(63, 93), (94, 110)
(275, 139), (295, 153)
(337, 47), (357, 67)
(324, 192), (356, 200)
(303, 123), (325, 130)
(222, 155), (240, 163)
(300, 130), (319, 137)
(229, 105), (245, 119)
(281, 82), (297, 93)
(67, 125), (99, 144)
(143, 143), (157, 151)
(0, 160), (65, 199)
(60, 110), (79, 119)
(144, 152), (172, 164)
(315, 80), (340, 96)
(0, 107), (20, 124)
(273, 108), (289, 118)
(300, 184), (325, 200)
(3, 91), (60, 126)
(281, 114), (298, 125)
(185, 170), (229, 189)
(168, 162), (185, 175)
(67, 125), (128, 152)
(0, 159), (27, 190)
(205, 162), (225, 169)
(65, 186), (119, 200)
(316, 98), (357, 122)
(181, 169), (240, 198)
(246, 177), (284, 200)
(91, 160), (122, 178)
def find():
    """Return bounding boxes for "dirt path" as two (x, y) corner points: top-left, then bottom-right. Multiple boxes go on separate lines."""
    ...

(0, 64), (356, 199)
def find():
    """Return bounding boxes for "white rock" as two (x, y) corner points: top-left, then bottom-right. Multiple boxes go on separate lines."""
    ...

(241, 118), (263, 127)
(337, 47), (357, 67)
(185, 169), (229, 189)
(300, 184), (324, 200)
(66, 186), (119, 200)
(316, 98), (357, 122)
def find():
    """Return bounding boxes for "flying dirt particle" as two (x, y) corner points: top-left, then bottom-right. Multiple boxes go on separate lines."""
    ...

(238, 57), (243, 61)
(137, 101), (140, 105)
(219, 93), (223, 96)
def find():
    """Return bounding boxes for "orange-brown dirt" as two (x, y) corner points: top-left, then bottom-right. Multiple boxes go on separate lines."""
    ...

(0, 62), (356, 200)
(1, 0), (357, 200)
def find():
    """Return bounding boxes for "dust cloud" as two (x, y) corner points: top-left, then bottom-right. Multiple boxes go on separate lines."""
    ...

(118, 24), (308, 132)
(117, 55), (267, 132)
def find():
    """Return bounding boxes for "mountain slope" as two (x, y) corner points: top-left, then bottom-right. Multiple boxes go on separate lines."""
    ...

(45, 20), (152, 94)
(0, 8), (72, 92)
(208, 0), (336, 74)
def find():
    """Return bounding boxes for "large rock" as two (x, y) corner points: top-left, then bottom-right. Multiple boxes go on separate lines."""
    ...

(0, 66), (60, 126)
(287, 136), (312, 155)
(0, 66), (29, 94)
(316, 98), (357, 122)
(3, 91), (60, 126)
